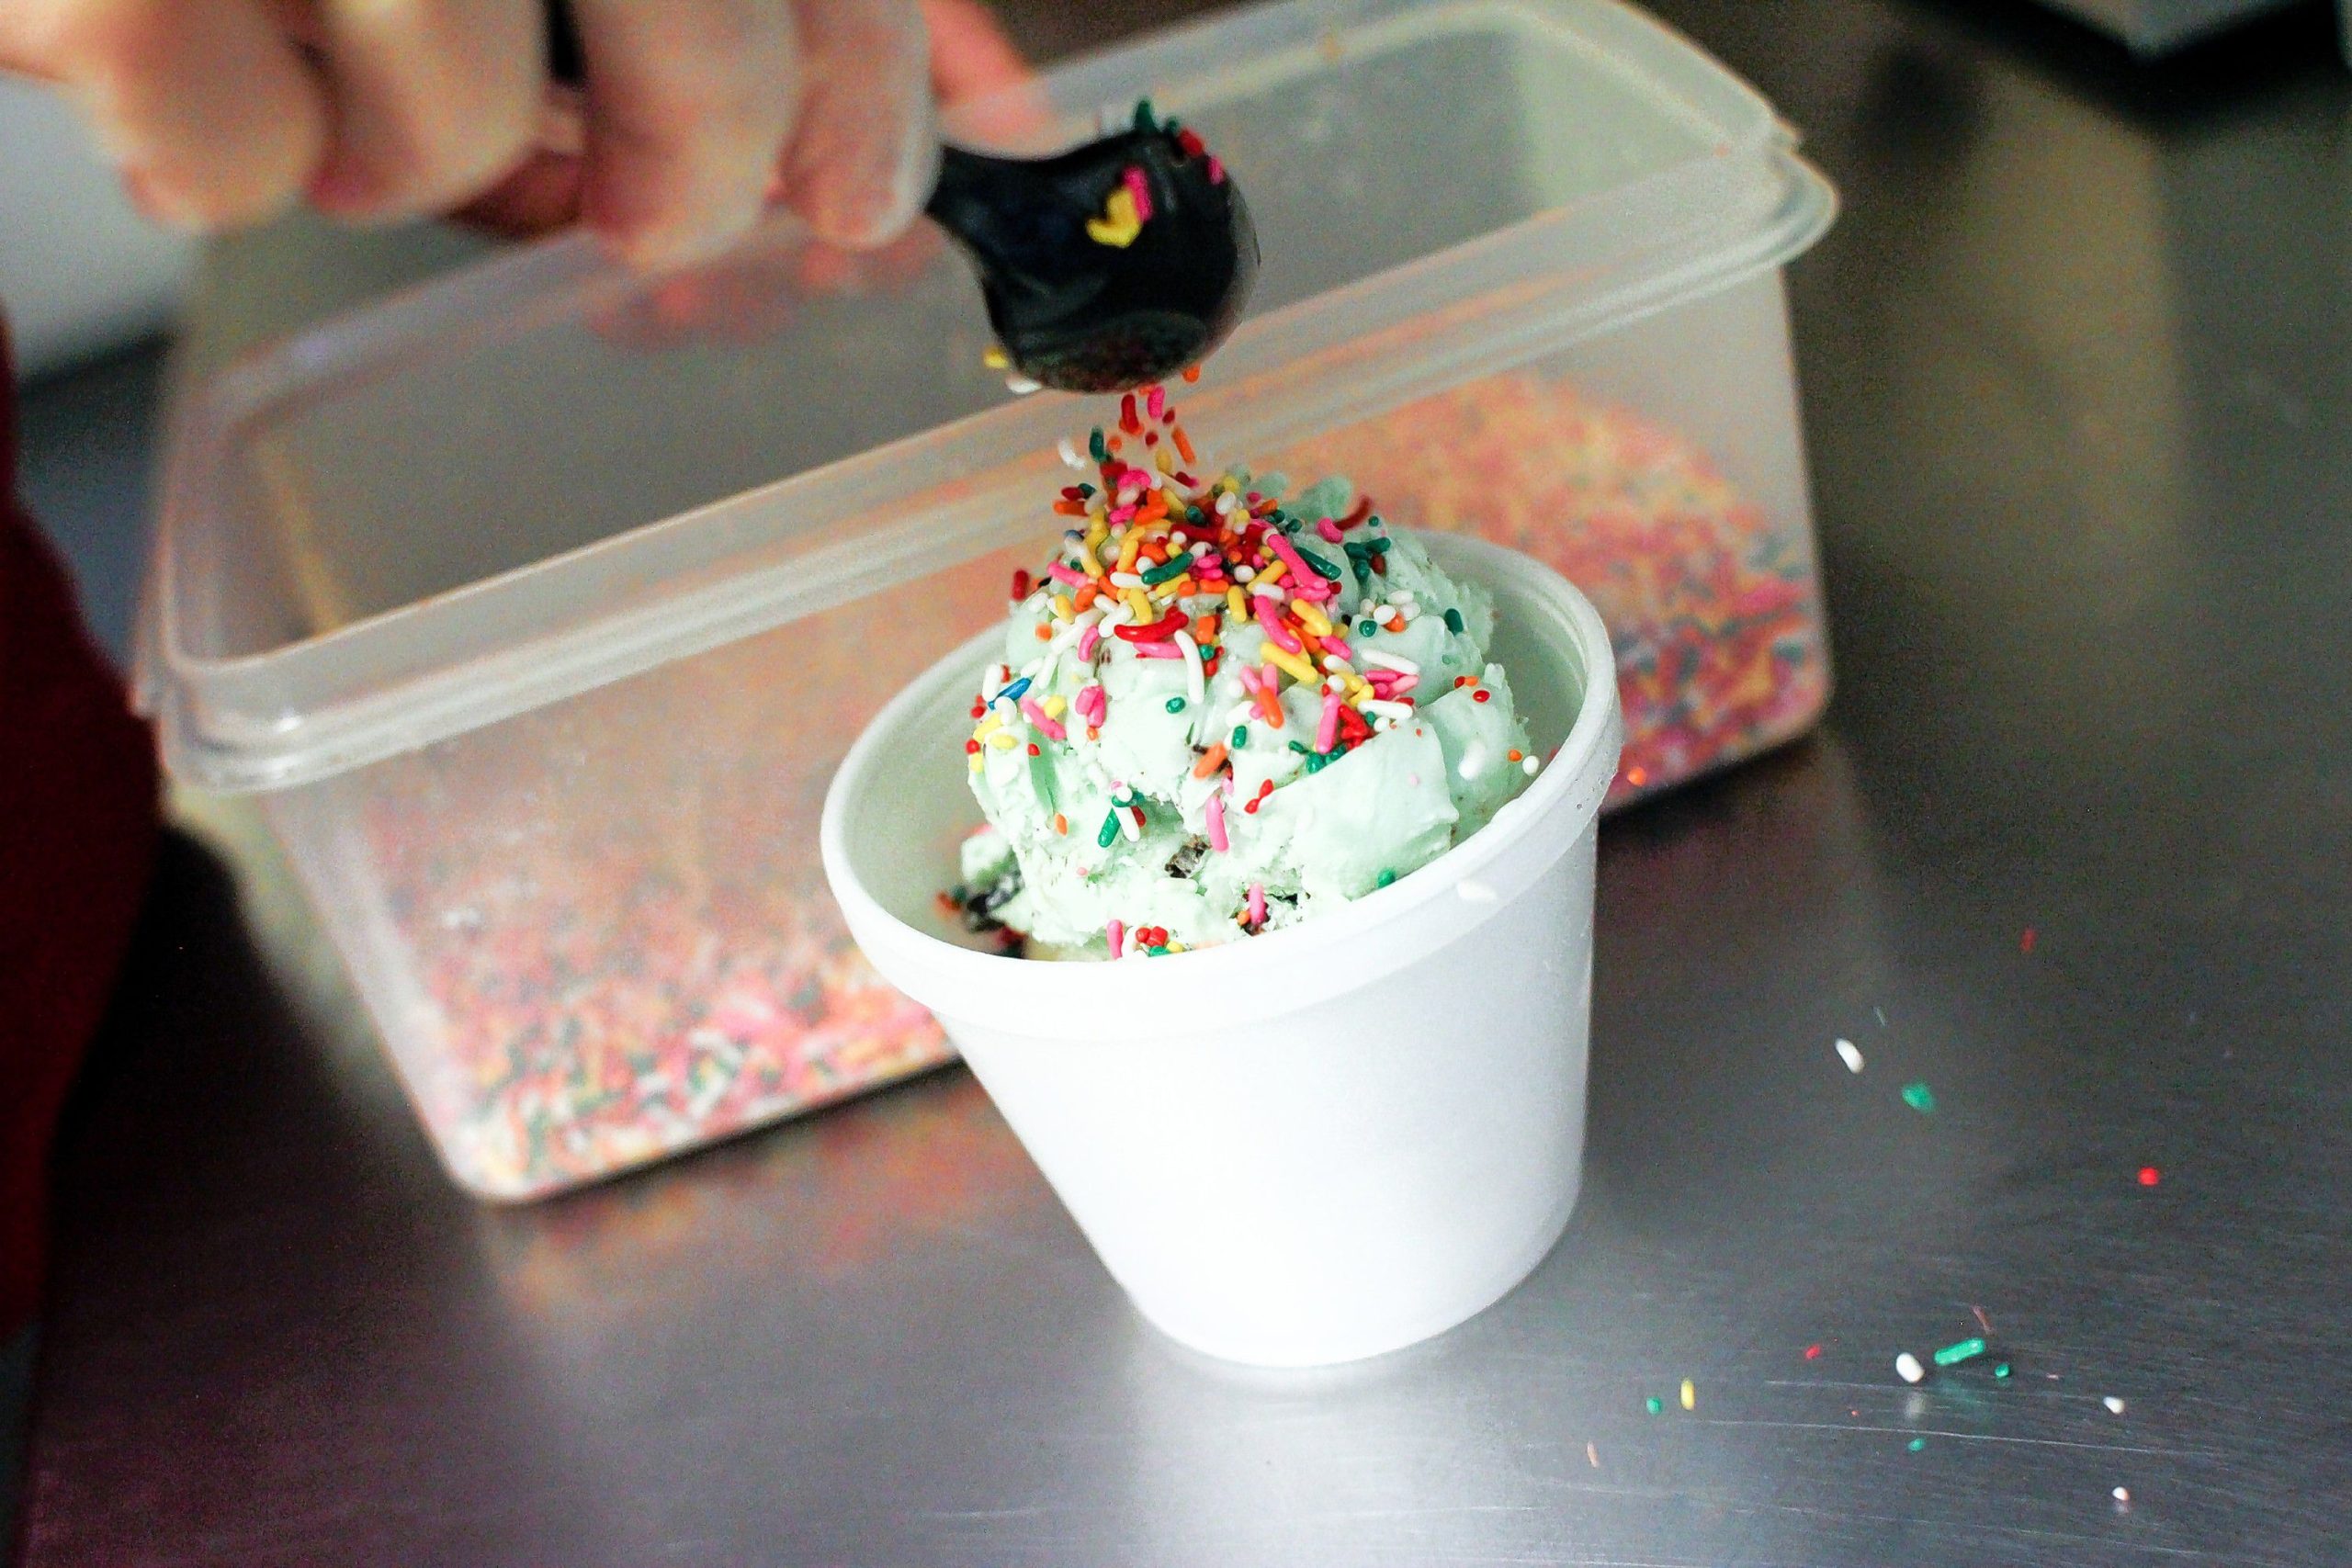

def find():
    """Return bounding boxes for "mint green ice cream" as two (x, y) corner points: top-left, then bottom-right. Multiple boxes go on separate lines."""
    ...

(957, 454), (1536, 957)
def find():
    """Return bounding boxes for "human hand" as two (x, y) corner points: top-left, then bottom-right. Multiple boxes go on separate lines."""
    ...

(0, 0), (1027, 269)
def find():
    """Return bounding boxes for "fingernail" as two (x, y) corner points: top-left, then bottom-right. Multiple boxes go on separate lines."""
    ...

(120, 166), (211, 233)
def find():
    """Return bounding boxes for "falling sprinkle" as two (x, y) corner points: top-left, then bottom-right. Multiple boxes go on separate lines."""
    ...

(1901, 1081), (1938, 1114)
(1679, 1379), (1696, 1411)
(2104, 1396), (2126, 1415)
(2138, 1166), (2161, 1187)
(2113, 1487), (2132, 1504)
(1005, 374), (1043, 396)
(982, 344), (1010, 369)
(1933, 1337), (1986, 1368)
(1586, 1441), (1600, 1468)
(1972, 1303), (1996, 1336)
(1804, 1344), (1824, 1360)
(1994, 1363), (2012, 1379)
(1836, 1038), (1865, 1073)
(1645, 1397), (1664, 1416)
(1895, 1352), (1925, 1384)
(1874, 1007), (1887, 1028)
(2020, 926), (2037, 953)
(1907, 1438), (1927, 1452)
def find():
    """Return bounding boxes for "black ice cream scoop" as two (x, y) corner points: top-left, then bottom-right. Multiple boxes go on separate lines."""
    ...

(546, 4), (1257, 392)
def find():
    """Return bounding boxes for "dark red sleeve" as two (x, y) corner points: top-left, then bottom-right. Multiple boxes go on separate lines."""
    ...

(0, 316), (161, 1336)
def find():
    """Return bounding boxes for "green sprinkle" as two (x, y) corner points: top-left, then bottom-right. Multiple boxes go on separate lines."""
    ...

(1296, 547), (1344, 581)
(1140, 556), (1193, 586)
(1133, 97), (1158, 130)
(1231, 726), (1249, 748)
(1933, 1337), (1986, 1368)
(1994, 1363), (2012, 1379)
(1305, 753), (1329, 773)
(1165, 697), (1186, 714)
(1645, 1397), (1664, 1416)
(1901, 1081), (1938, 1114)
(1907, 1438), (1927, 1452)
(1089, 429), (1107, 462)
(1443, 607), (1465, 634)
(1143, 945), (1168, 956)
(1097, 812), (1120, 849)
(1375, 869), (1396, 888)
(1359, 619), (1378, 637)
(1076, 482), (1096, 498)
(1288, 740), (1310, 754)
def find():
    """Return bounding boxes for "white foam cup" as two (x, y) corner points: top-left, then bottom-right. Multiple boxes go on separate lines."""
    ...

(821, 534), (1623, 1366)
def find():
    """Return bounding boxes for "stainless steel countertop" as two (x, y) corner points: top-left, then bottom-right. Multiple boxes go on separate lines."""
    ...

(19, 1), (2352, 1562)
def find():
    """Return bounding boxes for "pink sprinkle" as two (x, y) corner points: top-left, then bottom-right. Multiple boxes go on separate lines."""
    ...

(1318, 636), (1353, 663)
(1077, 626), (1102, 660)
(1019, 697), (1065, 741)
(1079, 683), (1106, 724)
(1205, 788), (1229, 852)
(1247, 882), (1266, 928)
(1133, 640), (1182, 660)
(1123, 165), (1154, 223)
(1207, 156), (1225, 185)
(1388, 672), (1419, 695)
(1317, 518), (1343, 544)
(1147, 385), (1166, 422)
(1264, 532), (1317, 585)
(1107, 919), (1125, 958)
(1108, 503), (1138, 525)
(1254, 599), (1304, 654)
(1316, 689), (1341, 753)
(1048, 562), (1088, 587)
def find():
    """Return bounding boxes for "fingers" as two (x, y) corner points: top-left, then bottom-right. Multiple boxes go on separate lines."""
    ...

(304, 0), (542, 221)
(922, 0), (1028, 107)
(776, 0), (933, 249)
(1, 0), (328, 230)
(569, 0), (797, 269)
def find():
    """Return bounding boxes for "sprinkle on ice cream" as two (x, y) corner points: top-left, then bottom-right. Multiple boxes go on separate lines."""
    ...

(951, 380), (1537, 957)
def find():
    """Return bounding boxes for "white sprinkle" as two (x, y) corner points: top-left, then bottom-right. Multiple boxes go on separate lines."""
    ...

(2104, 1396), (2126, 1415)
(1385, 590), (1415, 606)
(1895, 1353), (1925, 1384)
(1456, 878), (1498, 903)
(1108, 571), (1145, 588)
(1836, 1038), (1865, 1073)
(1521, 754), (1541, 776)
(1360, 649), (1420, 674)
(1459, 742), (1488, 781)
(1361, 698), (1414, 720)
(1235, 564), (1255, 582)
(1174, 629), (1205, 716)
(1005, 374), (1043, 396)
(1058, 437), (1084, 469)
(2112, 1487), (2131, 1503)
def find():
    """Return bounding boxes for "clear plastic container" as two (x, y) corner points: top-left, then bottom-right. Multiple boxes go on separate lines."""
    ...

(141, 0), (1836, 1199)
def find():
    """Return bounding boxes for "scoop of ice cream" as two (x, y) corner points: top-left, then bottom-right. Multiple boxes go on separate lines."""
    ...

(960, 391), (1537, 955)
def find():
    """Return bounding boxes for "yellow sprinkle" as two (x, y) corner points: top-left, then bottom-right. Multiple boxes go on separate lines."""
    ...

(1051, 593), (1076, 621)
(1085, 187), (1142, 248)
(1226, 586), (1248, 621)
(1291, 598), (1332, 637)
(1125, 588), (1153, 624)
(981, 344), (1009, 369)
(1263, 645), (1318, 686)
(1257, 559), (1289, 588)
(968, 755), (984, 773)
(1154, 446), (1175, 475)
(989, 732), (1018, 750)
(1162, 575), (1195, 600)
(1042, 695), (1067, 717)
(1117, 533), (1145, 572)
(1680, 1379), (1696, 1411)
(976, 713), (1003, 737)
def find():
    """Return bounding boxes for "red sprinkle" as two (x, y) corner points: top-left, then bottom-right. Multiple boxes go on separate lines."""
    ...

(1027, 743), (1041, 756)
(1472, 689), (1490, 704)
(2138, 1166), (2161, 1187)
(1804, 1344), (1824, 1360)
(1114, 609), (1190, 641)
(1012, 569), (1032, 600)
(964, 740), (980, 754)
(2021, 927), (2038, 953)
